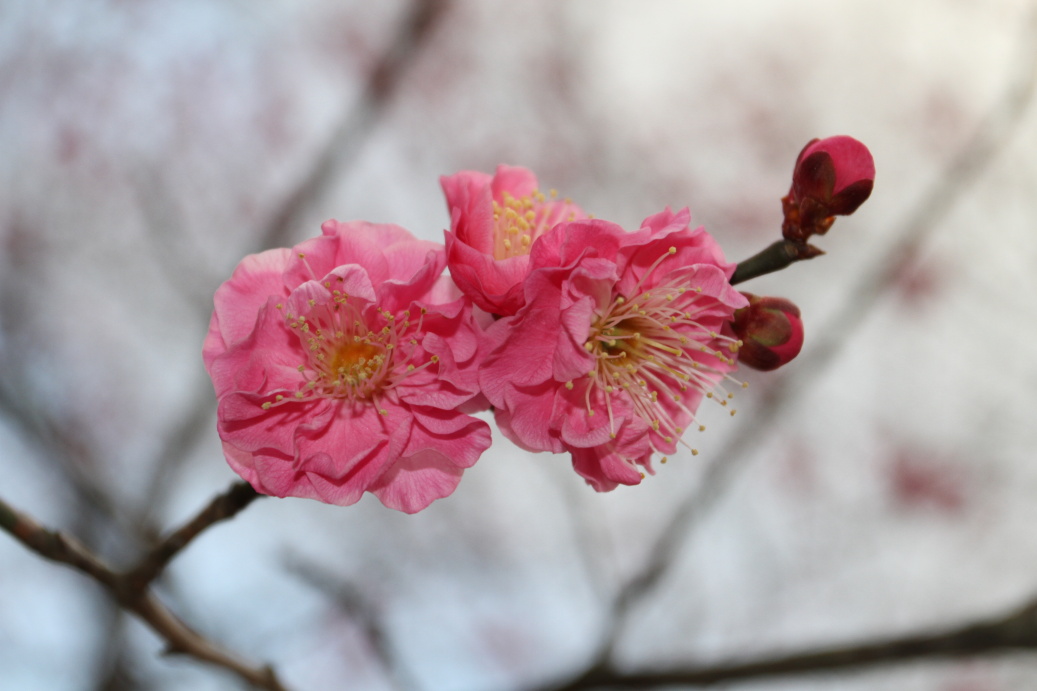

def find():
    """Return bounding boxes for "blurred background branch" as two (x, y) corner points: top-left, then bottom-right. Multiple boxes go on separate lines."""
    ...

(546, 593), (1037, 689)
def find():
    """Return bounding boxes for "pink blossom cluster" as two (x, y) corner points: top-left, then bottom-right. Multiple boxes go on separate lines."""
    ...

(204, 139), (871, 512)
(447, 169), (748, 491)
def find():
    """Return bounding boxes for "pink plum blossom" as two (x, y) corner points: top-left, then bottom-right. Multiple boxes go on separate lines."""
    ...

(204, 221), (491, 513)
(441, 165), (586, 316)
(478, 208), (748, 491)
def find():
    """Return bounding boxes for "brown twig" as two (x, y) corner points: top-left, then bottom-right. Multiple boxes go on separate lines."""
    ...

(125, 481), (262, 590)
(0, 486), (284, 691)
(730, 239), (819, 285)
(255, 0), (449, 252)
(540, 595), (1037, 690)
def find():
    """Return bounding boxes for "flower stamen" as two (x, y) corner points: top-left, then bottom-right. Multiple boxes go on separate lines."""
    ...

(491, 189), (578, 260)
(261, 294), (434, 410)
(583, 257), (744, 456)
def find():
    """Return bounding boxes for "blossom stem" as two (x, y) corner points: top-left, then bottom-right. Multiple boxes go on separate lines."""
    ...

(730, 239), (822, 285)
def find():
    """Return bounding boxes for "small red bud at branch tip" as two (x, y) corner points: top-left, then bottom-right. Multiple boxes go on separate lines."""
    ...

(732, 136), (873, 285)
(730, 293), (804, 371)
(783, 135), (875, 243)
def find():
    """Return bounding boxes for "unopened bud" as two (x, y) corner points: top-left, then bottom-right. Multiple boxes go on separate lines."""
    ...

(783, 135), (874, 243)
(731, 293), (804, 371)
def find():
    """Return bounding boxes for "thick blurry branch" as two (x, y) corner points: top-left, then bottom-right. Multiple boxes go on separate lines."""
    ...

(285, 554), (416, 691)
(138, 0), (451, 307)
(0, 482), (280, 691)
(256, 0), (449, 251)
(540, 6), (1037, 689)
(0, 375), (134, 533)
(546, 595), (1037, 689)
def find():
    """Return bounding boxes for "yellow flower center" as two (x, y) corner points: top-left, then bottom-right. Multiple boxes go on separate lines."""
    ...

(491, 189), (579, 260)
(258, 271), (439, 414)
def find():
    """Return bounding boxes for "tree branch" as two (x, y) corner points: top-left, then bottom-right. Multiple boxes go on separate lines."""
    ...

(541, 596), (1037, 689)
(0, 486), (284, 691)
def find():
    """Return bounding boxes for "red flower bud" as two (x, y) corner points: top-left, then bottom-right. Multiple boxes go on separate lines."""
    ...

(731, 293), (804, 371)
(783, 135), (874, 243)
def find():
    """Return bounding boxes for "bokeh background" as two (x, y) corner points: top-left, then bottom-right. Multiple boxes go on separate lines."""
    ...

(2, 1), (1037, 689)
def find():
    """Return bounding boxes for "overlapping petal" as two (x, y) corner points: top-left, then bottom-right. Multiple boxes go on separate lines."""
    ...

(442, 165), (586, 316)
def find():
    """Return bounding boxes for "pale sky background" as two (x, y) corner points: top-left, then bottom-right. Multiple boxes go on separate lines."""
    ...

(2, 1), (1037, 690)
